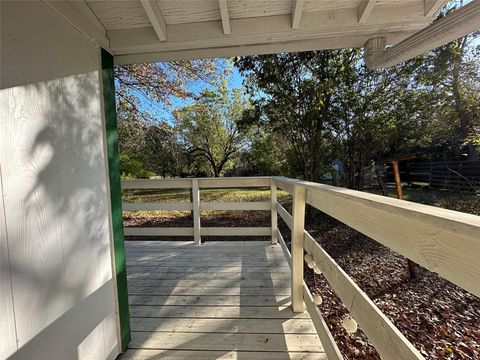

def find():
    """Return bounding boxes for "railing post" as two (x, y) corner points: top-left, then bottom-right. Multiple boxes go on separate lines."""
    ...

(270, 178), (278, 245)
(192, 179), (201, 245)
(291, 183), (306, 313)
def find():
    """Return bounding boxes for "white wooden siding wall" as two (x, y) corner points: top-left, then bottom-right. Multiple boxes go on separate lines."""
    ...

(0, 165), (17, 358)
(0, 2), (119, 359)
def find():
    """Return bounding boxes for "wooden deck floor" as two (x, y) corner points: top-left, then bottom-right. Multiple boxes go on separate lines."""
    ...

(120, 240), (325, 360)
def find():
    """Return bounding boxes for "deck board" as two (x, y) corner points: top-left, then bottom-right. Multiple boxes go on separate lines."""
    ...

(120, 240), (324, 359)
(120, 349), (327, 359)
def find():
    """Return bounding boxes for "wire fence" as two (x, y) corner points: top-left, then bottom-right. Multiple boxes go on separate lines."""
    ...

(406, 160), (480, 192)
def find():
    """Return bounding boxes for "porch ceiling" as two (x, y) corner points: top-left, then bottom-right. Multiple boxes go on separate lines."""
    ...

(45, 0), (452, 64)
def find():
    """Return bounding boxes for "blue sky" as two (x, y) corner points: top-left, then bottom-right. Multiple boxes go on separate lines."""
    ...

(136, 64), (245, 124)
(134, 20), (479, 124)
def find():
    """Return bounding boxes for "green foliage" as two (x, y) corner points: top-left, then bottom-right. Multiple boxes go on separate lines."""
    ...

(237, 51), (360, 182)
(237, 131), (288, 176)
(117, 116), (185, 177)
(175, 88), (251, 177)
(235, 28), (480, 187)
(114, 60), (229, 121)
(113, 13), (479, 184)
(119, 153), (154, 179)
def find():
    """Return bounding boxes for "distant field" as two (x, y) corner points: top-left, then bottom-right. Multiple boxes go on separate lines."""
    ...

(367, 184), (479, 216)
(122, 187), (291, 226)
(123, 187), (290, 203)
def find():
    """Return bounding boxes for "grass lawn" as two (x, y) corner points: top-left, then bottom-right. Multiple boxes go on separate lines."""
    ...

(123, 186), (291, 203)
(122, 187), (291, 225)
(367, 183), (479, 216)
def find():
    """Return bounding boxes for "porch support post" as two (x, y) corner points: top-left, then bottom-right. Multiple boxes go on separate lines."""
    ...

(271, 178), (278, 245)
(101, 48), (131, 350)
(291, 184), (306, 313)
(192, 179), (201, 245)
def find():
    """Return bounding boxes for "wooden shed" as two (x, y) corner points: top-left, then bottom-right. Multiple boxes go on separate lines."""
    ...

(1, 1), (479, 359)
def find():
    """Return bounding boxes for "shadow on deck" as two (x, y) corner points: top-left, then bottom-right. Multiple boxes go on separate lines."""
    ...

(119, 240), (325, 360)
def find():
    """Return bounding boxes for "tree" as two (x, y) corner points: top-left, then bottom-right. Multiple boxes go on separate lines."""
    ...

(415, 24), (480, 160)
(117, 111), (185, 178)
(331, 55), (426, 188)
(114, 60), (228, 177)
(236, 50), (379, 183)
(175, 88), (250, 177)
(239, 130), (288, 176)
(114, 60), (227, 121)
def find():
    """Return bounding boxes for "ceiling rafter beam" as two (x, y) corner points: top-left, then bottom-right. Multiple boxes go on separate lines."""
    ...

(114, 33), (411, 64)
(424, 0), (446, 17)
(365, 0), (480, 68)
(219, 0), (231, 35)
(358, 0), (376, 24)
(292, 0), (304, 30)
(42, 0), (110, 50)
(110, 7), (432, 53)
(140, 0), (167, 42)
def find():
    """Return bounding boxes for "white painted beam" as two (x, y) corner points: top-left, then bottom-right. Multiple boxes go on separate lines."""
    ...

(358, 0), (375, 24)
(291, 0), (304, 30)
(424, 0), (446, 17)
(366, 0), (480, 68)
(110, 2), (431, 60)
(42, 0), (110, 50)
(219, 0), (231, 35)
(140, 0), (167, 42)
(114, 32), (420, 64)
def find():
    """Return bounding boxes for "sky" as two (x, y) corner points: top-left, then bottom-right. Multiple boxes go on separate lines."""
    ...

(135, 63), (245, 124)
(132, 1), (480, 125)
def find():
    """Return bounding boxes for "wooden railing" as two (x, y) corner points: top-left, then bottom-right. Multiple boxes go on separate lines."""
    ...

(121, 176), (274, 245)
(121, 176), (480, 360)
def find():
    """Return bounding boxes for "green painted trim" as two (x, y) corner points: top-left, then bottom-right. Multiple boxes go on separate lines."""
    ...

(101, 48), (131, 351)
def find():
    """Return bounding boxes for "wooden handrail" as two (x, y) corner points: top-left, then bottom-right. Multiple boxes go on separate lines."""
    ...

(277, 229), (343, 360)
(276, 202), (292, 229)
(304, 231), (423, 359)
(274, 176), (480, 299)
(121, 176), (480, 360)
(121, 177), (274, 245)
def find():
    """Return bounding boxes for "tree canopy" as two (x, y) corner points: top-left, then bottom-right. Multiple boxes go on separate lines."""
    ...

(174, 88), (251, 177)
(114, 23), (479, 187)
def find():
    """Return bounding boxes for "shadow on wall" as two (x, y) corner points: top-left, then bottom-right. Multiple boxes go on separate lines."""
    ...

(2, 71), (118, 359)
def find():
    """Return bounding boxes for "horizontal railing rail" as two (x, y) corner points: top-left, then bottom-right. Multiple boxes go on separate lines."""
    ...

(121, 176), (274, 245)
(120, 175), (480, 360)
(272, 175), (480, 360)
